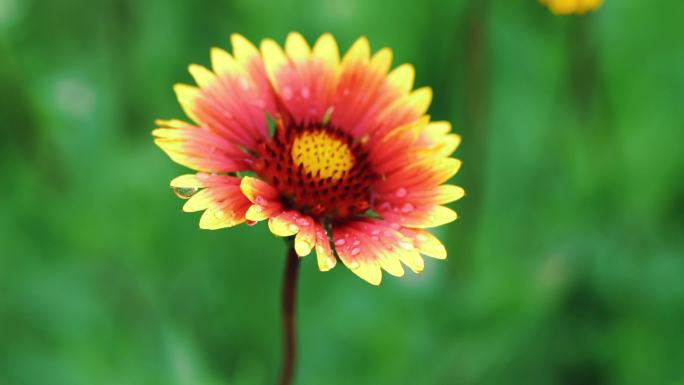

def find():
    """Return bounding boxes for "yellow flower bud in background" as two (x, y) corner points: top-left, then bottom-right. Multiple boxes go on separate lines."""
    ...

(541, 0), (603, 15)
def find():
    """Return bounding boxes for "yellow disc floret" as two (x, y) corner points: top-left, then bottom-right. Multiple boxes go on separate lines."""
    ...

(291, 130), (354, 180)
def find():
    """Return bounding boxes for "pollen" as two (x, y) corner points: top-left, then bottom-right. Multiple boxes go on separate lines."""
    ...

(291, 130), (354, 180)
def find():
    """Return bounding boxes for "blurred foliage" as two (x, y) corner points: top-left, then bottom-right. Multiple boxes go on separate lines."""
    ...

(1, 0), (684, 384)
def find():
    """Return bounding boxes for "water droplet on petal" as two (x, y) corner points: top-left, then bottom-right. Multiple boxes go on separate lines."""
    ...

(172, 186), (199, 199)
(288, 223), (299, 233)
(253, 205), (264, 213)
(239, 76), (250, 90)
(401, 203), (414, 213)
(348, 260), (360, 269)
(282, 86), (293, 100)
(390, 223), (401, 230)
(335, 239), (346, 246)
(371, 229), (380, 235)
(398, 241), (413, 250)
(371, 236), (380, 241)
(255, 196), (266, 205)
(395, 187), (408, 198)
(296, 218), (310, 226)
(301, 87), (310, 99)
(416, 234), (428, 242)
(351, 247), (361, 256)
(352, 240), (360, 246)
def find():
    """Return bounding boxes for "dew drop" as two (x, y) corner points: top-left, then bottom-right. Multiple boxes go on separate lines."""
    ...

(395, 187), (408, 198)
(348, 260), (360, 269)
(352, 240), (360, 246)
(238, 76), (250, 90)
(351, 247), (361, 256)
(371, 229), (380, 235)
(282, 86), (293, 100)
(390, 223), (401, 230)
(398, 241), (413, 250)
(253, 205), (264, 213)
(296, 217), (310, 226)
(288, 223), (299, 233)
(416, 234), (428, 242)
(172, 186), (199, 199)
(301, 87), (310, 99)
(371, 236), (380, 241)
(401, 203), (414, 213)
(335, 239), (346, 246)
(255, 196), (267, 205)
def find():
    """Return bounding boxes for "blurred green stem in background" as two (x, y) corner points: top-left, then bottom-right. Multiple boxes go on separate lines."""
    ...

(280, 245), (300, 385)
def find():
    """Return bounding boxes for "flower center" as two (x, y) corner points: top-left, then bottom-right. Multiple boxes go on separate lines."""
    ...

(253, 122), (375, 220)
(291, 130), (354, 180)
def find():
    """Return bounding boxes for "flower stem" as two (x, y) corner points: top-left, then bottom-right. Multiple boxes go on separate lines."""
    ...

(279, 245), (300, 385)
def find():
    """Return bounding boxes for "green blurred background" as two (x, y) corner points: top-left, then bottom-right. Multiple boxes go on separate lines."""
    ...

(2, 0), (683, 384)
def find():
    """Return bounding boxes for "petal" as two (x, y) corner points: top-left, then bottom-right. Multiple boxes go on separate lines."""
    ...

(171, 172), (239, 188)
(153, 119), (249, 173)
(285, 32), (311, 61)
(376, 158), (462, 193)
(332, 219), (425, 285)
(378, 204), (458, 229)
(178, 36), (278, 151)
(331, 38), (430, 139)
(240, 176), (280, 203)
(268, 211), (304, 237)
(312, 33), (340, 69)
(386, 64), (415, 94)
(167, 173), (250, 230)
(260, 33), (339, 125)
(188, 64), (217, 89)
(173, 84), (201, 123)
(293, 216), (316, 257)
(400, 228), (448, 260)
(240, 176), (283, 222)
(210, 47), (239, 77)
(314, 224), (337, 272)
(375, 184), (465, 209)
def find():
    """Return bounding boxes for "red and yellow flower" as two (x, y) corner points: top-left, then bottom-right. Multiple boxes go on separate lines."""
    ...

(154, 33), (463, 285)
(540, 0), (603, 15)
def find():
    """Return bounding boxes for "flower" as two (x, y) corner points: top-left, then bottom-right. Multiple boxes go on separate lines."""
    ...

(540, 0), (603, 15)
(153, 33), (464, 285)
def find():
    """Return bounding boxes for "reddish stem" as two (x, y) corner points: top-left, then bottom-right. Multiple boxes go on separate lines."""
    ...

(279, 245), (300, 385)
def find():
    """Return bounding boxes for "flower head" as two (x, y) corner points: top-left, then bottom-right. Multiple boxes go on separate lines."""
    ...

(541, 0), (603, 15)
(154, 33), (464, 285)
